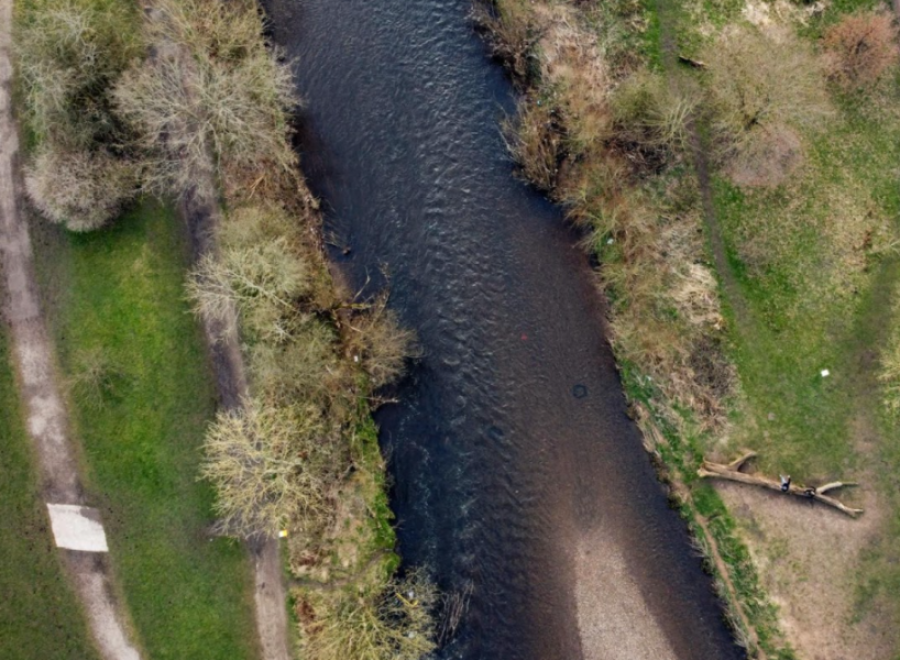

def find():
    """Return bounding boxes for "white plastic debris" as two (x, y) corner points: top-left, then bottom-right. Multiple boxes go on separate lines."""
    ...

(820, 369), (830, 378)
(607, 238), (614, 245)
(47, 504), (109, 552)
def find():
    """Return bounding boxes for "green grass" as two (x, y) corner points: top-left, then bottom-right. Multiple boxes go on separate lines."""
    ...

(711, 87), (900, 477)
(32, 201), (261, 660)
(0, 336), (101, 660)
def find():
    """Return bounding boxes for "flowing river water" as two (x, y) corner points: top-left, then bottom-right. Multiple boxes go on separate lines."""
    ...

(263, 1), (745, 658)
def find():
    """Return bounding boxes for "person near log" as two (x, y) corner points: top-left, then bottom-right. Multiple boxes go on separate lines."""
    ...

(780, 474), (791, 492)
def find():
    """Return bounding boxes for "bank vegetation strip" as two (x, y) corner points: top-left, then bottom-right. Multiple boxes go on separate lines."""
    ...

(13, 0), (439, 658)
(479, 0), (900, 658)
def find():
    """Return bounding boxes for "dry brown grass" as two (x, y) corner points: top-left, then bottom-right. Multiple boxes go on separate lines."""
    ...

(823, 11), (899, 91)
(295, 569), (438, 660)
(880, 293), (900, 417)
(503, 100), (566, 191)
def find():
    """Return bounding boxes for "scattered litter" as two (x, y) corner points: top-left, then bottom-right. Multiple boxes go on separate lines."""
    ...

(820, 369), (830, 378)
(353, 355), (359, 363)
(278, 529), (289, 538)
(607, 238), (614, 244)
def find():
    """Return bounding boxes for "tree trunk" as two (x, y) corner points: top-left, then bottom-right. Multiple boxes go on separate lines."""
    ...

(697, 452), (863, 518)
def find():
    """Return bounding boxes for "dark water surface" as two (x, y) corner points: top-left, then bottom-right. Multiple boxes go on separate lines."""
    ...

(264, 1), (744, 658)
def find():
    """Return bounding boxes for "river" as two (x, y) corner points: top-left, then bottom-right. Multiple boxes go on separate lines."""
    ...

(263, 1), (744, 658)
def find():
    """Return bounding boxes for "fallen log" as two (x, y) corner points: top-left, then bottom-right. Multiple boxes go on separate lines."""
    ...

(678, 54), (707, 68)
(697, 451), (863, 518)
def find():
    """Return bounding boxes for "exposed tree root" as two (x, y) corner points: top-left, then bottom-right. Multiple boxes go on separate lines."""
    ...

(698, 452), (864, 518)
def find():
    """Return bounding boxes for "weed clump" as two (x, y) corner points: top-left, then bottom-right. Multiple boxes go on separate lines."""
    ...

(880, 295), (900, 417)
(609, 71), (697, 173)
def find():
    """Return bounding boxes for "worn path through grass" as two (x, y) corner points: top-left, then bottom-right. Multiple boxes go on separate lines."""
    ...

(0, 332), (101, 660)
(32, 201), (262, 660)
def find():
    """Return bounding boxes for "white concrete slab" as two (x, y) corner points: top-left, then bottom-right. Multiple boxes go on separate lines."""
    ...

(46, 503), (109, 552)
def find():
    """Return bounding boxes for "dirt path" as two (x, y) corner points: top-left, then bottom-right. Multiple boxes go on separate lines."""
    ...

(181, 184), (291, 660)
(0, 1), (143, 658)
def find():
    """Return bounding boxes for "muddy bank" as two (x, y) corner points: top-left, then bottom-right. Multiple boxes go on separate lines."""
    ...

(263, 0), (744, 658)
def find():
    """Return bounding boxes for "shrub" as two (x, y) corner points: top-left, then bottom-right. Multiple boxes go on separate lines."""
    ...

(345, 296), (419, 389)
(199, 399), (339, 538)
(67, 347), (127, 409)
(300, 569), (438, 660)
(503, 99), (565, 191)
(187, 207), (312, 328)
(823, 12), (899, 90)
(24, 147), (139, 231)
(248, 322), (345, 407)
(113, 0), (298, 198)
(703, 27), (831, 165)
(14, 0), (142, 148)
(609, 71), (697, 172)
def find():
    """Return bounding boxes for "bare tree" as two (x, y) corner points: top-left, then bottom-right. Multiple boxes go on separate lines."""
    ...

(703, 26), (831, 163)
(113, 0), (298, 198)
(823, 11), (899, 90)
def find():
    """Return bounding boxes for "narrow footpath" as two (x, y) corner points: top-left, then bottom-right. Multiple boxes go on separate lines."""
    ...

(181, 163), (290, 660)
(0, 1), (142, 658)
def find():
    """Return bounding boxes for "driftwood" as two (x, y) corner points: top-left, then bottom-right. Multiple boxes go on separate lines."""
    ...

(678, 54), (707, 68)
(698, 451), (864, 518)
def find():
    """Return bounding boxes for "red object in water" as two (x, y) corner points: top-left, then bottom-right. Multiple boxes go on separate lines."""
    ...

(521, 333), (528, 341)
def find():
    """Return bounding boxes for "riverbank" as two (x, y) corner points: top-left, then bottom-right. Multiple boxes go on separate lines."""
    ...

(263, 0), (744, 658)
(12, 0), (433, 657)
(481, 0), (900, 657)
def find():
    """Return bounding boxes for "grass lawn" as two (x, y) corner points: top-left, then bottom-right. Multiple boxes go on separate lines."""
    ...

(712, 89), (900, 477)
(0, 335), (100, 660)
(31, 200), (261, 660)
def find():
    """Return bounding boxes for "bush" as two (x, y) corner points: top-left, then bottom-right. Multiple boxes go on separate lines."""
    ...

(24, 147), (139, 231)
(300, 570), (438, 660)
(609, 71), (697, 172)
(345, 295), (419, 389)
(113, 0), (298, 198)
(703, 27), (831, 164)
(199, 399), (339, 538)
(504, 100), (565, 191)
(14, 0), (142, 148)
(823, 12), (899, 90)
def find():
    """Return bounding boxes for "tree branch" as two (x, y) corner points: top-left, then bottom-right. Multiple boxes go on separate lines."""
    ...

(697, 454), (864, 518)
